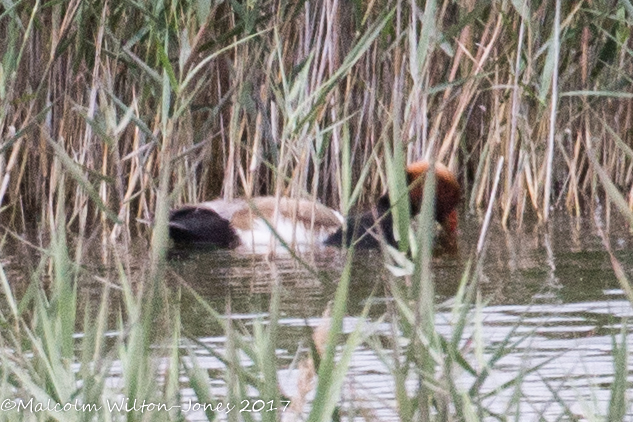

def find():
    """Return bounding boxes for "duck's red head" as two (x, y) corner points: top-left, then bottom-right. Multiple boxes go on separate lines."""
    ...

(405, 160), (460, 234)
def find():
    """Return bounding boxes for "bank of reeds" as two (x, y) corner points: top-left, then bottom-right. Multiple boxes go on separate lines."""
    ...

(0, 0), (633, 242)
(0, 0), (633, 421)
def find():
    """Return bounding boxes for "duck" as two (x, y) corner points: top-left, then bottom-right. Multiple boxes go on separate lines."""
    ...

(168, 160), (460, 251)
(168, 196), (344, 251)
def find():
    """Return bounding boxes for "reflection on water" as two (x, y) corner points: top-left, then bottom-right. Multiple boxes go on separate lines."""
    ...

(166, 211), (633, 420)
(170, 211), (631, 312)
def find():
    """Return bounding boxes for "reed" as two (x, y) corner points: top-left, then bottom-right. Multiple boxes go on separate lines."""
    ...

(0, 0), (632, 421)
(0, 183), (628, 421)
(0, 0), (631, 238)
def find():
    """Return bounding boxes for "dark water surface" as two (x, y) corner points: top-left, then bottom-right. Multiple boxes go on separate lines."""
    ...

(162, 212), (633, 420)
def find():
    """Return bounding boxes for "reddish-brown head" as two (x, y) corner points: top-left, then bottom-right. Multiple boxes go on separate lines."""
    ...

(405, 160), (460, 232)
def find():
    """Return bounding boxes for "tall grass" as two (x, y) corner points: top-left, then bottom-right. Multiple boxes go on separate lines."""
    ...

(0, 1), (632, 421)
(0, 0), (632, 240)
(0, 159), (630, 421)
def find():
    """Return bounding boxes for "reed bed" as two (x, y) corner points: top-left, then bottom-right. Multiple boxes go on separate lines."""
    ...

(0, 0), (632, 240)
(0, 0), (632, 421)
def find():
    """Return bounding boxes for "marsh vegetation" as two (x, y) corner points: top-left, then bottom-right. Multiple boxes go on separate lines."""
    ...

(0, 0), (632, 420)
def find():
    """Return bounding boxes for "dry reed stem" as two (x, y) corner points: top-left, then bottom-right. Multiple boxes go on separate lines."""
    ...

(543, 0), (561, 222)
(477, 157), (503, 254)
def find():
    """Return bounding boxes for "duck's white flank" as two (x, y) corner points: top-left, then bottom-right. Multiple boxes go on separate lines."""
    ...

(196, 197), (343, 252)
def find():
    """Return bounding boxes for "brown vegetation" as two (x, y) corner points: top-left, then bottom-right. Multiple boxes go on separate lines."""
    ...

(0, 0), (632, 245)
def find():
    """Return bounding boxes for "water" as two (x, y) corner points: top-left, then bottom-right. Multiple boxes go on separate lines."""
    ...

(162, 212), (633, 420)
(3, 212), (633, 420)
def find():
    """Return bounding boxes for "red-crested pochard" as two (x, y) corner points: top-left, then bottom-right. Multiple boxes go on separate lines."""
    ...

(168, 160), (460, 251)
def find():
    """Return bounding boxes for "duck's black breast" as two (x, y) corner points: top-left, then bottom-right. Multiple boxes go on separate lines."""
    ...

(168, 206), (240, 248)
(324, 197), (395, 249)
(322, 212), (382, 248)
